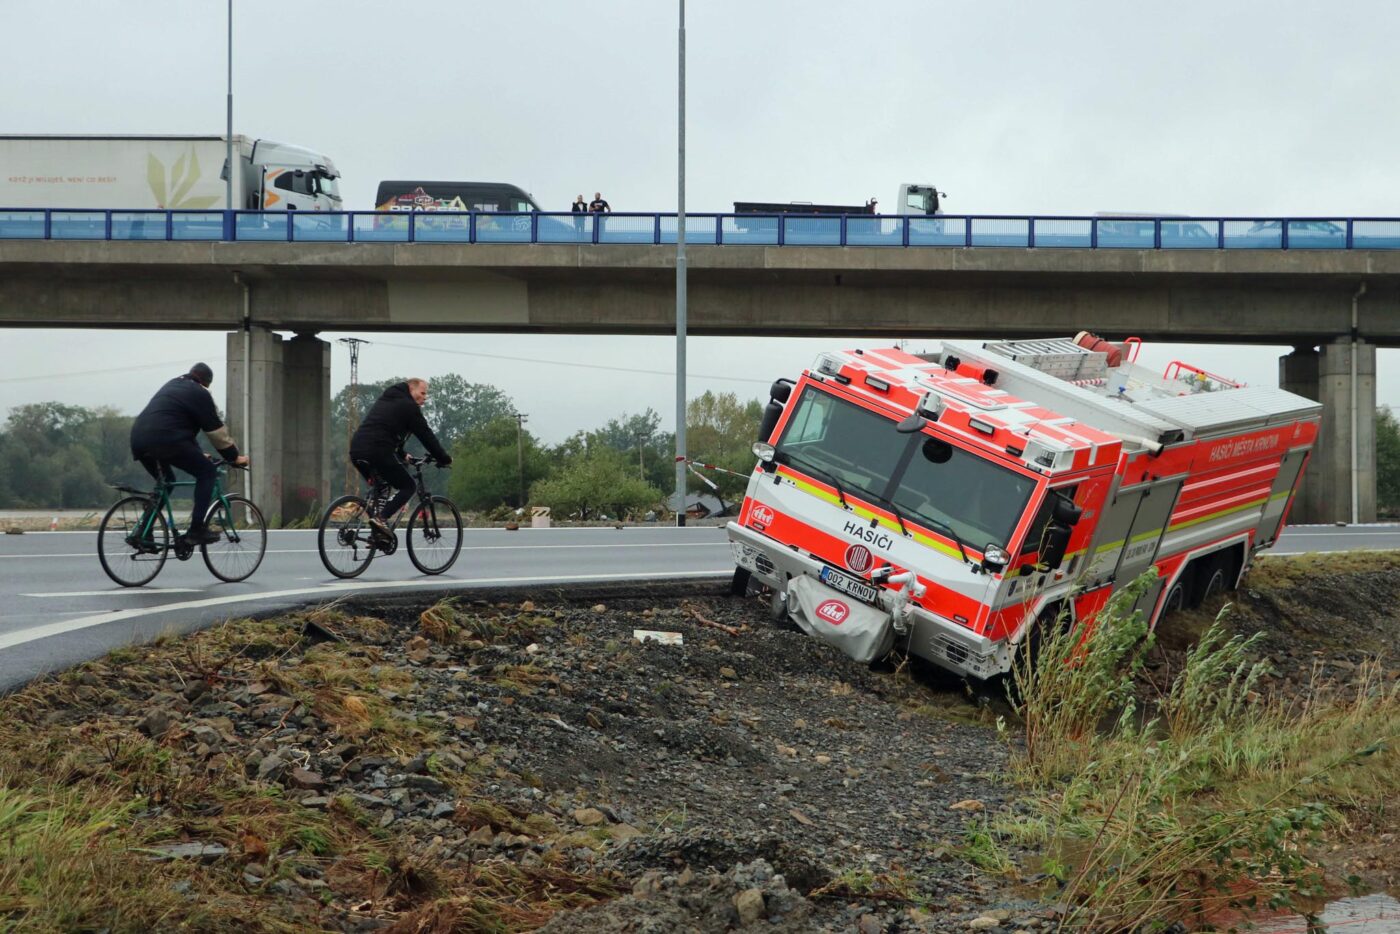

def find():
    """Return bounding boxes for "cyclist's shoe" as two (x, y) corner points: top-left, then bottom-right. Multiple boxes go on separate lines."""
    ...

(124, 533), (160, 554)
(184, 527), (222, 546)
(368, 516), (394, 547)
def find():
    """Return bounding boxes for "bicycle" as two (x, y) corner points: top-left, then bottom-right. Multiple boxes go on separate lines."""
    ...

(97, 462), (267, 587)
(316, 454), (463, 579)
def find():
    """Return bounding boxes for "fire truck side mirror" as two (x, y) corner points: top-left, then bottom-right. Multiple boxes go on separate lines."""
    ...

(758, 400), (785, 444)
(1052, 494), (1082, 526)
(1040, 524), (1073, 571)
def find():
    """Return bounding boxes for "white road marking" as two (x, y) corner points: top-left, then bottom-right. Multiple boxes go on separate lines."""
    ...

(21, 588), (202, 598)
(0, 569), (733, 653)
(0, 542), (732, 560)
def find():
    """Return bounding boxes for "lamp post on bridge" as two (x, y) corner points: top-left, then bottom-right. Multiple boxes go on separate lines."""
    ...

(225, 0), (233, 212)
(674, 0), (688, 527)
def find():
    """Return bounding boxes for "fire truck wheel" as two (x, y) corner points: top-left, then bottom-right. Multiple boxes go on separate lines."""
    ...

(729, 567), (753, 597)
(1199, 565), (1229, 602)
(1163, 579), (1188, 615)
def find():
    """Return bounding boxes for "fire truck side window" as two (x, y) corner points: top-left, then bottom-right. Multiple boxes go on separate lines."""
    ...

(782, 390), (833, 445)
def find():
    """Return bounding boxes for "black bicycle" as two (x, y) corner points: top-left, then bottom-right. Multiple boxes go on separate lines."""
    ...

(97, 462), (266, 587)
(316, 454), (463, 578)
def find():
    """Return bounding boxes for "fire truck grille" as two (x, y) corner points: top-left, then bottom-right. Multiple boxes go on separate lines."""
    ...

(753, 553), (775, 576)
(929, 632), (996, 675)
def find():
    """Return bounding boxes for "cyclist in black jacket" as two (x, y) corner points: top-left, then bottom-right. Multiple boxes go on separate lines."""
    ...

(350, 378), (452, 540)
(130, 363), (250, 545)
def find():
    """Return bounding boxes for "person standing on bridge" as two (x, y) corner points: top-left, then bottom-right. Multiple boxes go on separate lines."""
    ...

(129, 363), (249, 545)
(589, 192), (611, 214)
(572, 194), (588, 238)
(350, 378), (452, 543)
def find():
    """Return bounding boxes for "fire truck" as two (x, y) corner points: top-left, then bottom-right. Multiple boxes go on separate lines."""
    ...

(727, 335), (1321, 679)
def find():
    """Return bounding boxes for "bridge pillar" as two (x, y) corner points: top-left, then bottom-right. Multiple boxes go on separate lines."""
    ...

(225, 328), (330, 525)
(1279, 340), (1376, 525)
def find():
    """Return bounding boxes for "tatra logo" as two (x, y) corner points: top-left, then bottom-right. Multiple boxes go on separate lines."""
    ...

(815, 599), (850, 625)
(843, 520), (894, 551)
(751, 504), (775, 527)
(844, 544), (873, 573)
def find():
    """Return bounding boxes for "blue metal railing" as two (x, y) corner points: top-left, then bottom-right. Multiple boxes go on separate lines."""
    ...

(2, 209), (1399, 250)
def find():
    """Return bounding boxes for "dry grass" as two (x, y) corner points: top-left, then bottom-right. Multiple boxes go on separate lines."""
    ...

(0, 604), (618, 932)
(996, 572), (1400, 931)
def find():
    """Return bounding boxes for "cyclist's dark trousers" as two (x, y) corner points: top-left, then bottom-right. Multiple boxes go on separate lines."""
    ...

(135, 441), (217, 534)
(351, 448), (414, 520)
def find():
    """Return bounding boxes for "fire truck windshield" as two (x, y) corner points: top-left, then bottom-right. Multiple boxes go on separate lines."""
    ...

(776, 386), (1039, 551)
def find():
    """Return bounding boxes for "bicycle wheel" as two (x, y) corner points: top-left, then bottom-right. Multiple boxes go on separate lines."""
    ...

(202, 495), (268, 583)
(407, 495), (463, 575)
(318, 495), (377, 579)
(98, 495), (170, 587)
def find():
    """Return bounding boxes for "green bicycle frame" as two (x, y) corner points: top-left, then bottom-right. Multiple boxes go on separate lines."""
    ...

(134, 464), (238, 541)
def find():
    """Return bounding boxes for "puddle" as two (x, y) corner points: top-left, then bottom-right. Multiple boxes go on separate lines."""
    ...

(1247, 894), (1400, 933)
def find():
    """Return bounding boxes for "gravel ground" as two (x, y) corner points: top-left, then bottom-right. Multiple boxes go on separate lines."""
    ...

(10, 555), (1396, 931)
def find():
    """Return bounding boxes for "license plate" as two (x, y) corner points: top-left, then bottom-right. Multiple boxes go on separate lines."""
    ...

(819, 566), (879, 604)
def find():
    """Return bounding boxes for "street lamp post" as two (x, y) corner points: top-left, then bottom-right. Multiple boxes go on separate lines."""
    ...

(674, 0), (688, 527)
(225, 0), (233, 211)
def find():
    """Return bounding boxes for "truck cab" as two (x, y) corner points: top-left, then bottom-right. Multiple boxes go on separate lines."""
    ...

(247, 139), (341, 212)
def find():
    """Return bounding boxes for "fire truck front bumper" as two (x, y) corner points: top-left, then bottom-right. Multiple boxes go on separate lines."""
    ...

(726, 523), (1010, 680)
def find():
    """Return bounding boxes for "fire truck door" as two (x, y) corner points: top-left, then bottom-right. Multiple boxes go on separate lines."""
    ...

(1255, 449), (1309, 547)
(1112, 476), (1184, 617)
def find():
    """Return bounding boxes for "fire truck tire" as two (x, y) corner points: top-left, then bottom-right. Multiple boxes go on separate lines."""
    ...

(1163, 578), (1188, 615)
(730, 567), (753, 597)
(1199, 565), (1229, 602)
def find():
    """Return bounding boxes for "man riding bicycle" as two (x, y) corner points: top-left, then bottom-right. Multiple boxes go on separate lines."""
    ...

(350, 378), (452, 543)
(130, 363), (250, 545)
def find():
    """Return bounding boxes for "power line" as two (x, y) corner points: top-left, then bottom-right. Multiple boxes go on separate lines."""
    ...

(366, 340), (771, 387)
(0, 359), (215, 384)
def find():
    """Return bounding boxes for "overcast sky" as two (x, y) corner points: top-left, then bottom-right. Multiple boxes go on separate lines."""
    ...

(3, 0), (1398, 443)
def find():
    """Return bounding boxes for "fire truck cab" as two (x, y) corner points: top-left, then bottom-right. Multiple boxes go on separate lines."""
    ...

(727, 335), (1321, 679)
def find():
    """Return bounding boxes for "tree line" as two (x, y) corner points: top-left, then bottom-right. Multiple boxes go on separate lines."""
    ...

(11, 379), (1398, 519)
(0, 376), (762, 518)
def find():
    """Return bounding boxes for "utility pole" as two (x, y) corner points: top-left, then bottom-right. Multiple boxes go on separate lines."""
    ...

(339, 338), (367, 495)
(674, 0), (688, 527)
(513, 412), (528, 508)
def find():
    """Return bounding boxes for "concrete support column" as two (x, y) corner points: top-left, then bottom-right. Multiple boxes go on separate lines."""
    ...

(281, 333), (331, 521)
(226, 327), (285, 522)
(1279, 347), (1322, 524)
(1278, 340), (1376, 524)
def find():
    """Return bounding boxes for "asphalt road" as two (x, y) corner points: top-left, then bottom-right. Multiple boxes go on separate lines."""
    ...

(0, 525), (734, 691)
(0, 523), (1395, 692)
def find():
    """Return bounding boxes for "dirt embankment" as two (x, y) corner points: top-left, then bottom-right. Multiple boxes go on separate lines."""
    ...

(1, 554), (1397, 931)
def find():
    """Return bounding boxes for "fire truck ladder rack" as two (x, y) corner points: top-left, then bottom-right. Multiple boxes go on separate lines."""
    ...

(947, 338), (1320, 448)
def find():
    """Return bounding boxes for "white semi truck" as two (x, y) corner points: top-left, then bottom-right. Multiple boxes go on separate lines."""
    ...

(0, 135), (341, 212)
(734, 183), (944, 216)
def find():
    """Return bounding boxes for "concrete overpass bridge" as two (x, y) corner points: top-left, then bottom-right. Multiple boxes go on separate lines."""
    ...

(3, 210), (1398, 525)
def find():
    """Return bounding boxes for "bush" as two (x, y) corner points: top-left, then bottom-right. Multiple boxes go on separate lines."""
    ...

(1001, 571), (1400, 930)
(530, 448), (661, 520)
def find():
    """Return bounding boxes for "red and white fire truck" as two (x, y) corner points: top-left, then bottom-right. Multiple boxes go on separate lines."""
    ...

(727, 335), (1321, 679)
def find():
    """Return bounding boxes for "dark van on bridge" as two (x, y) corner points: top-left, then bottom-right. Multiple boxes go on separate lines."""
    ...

(373, 181), (540, 214)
